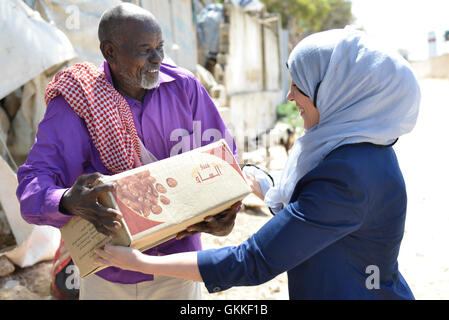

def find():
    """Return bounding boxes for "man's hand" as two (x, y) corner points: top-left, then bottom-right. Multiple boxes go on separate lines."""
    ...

(60, 172), (122, 236)
(176, 201), (242, 240)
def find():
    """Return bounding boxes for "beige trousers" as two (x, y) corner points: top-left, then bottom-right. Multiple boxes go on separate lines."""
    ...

(79, 274), (202, 300)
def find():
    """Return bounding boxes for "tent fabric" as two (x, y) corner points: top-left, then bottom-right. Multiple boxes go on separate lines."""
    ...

(0, 0), (76, 100)
(0, 157), (60, 268)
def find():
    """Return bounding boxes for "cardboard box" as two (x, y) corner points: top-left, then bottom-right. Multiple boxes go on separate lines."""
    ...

(60, 139), (251, 277)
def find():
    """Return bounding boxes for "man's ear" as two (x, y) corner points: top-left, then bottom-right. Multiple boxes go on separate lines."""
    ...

(100, 41), (116, 64)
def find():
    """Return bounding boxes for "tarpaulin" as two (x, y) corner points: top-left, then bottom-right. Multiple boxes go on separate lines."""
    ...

(0, 0), (76, 100)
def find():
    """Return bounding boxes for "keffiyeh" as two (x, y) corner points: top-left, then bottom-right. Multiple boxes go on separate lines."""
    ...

(45, 62), (142, 173)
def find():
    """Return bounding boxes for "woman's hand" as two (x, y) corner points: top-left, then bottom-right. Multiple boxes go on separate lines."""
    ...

(94, 244), (144, 272)
(244, 172), (264, 201)
(94, 245), (203, 282)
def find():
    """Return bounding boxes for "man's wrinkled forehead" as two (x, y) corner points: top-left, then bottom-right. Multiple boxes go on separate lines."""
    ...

(123, 18), (162, 41)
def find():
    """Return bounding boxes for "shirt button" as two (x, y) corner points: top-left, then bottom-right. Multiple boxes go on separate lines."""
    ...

(147, 138), (151, 144)
(213, 286), (221, 293)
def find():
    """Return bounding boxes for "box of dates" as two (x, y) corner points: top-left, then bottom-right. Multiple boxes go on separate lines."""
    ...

(60, 139), (251, 277)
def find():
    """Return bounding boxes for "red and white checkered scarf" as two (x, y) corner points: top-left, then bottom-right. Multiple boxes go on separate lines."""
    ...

(45, 62), (142, 173)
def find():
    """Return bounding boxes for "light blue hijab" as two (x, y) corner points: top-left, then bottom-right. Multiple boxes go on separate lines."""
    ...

(264, 27), (421, 212)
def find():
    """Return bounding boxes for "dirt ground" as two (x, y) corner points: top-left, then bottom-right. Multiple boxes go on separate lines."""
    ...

(0, 78), (448, 300)
(392, 78), (449, 300)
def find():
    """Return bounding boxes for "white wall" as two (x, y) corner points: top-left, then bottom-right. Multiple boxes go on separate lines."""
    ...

(411, 54), (449, 79)
(140, 0), (198, 72)
(223, 4), (283, 156)
(225, 4), (264, 94)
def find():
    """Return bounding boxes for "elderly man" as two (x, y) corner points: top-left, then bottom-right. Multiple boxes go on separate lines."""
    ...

(16, 3), (240, 300)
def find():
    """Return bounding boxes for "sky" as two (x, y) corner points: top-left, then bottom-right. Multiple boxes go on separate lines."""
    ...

(349, 0), (449, 61)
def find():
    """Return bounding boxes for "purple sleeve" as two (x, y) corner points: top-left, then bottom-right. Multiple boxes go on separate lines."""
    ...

(16, 95), (92, 228)
(188, 77), (239, 162)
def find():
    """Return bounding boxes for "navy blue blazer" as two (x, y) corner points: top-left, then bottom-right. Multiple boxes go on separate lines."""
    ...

(198, 143), (414, 299)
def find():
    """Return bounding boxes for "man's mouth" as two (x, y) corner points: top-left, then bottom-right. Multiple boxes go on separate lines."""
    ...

(145, 66), (160, 73)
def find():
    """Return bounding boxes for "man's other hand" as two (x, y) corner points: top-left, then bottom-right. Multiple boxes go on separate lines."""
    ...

(175, 201), (242, 240)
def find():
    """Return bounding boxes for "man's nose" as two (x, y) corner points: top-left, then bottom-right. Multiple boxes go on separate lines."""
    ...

(149, 49), (163, 64)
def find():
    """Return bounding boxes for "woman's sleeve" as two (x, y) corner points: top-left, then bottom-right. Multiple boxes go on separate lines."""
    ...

(197, 159), (369, 293)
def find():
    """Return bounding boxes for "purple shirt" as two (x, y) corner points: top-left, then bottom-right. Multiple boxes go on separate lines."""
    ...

(16, 61), (237, 284)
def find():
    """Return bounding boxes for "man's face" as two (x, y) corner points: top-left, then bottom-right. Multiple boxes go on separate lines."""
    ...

(111, 20), (164, 90)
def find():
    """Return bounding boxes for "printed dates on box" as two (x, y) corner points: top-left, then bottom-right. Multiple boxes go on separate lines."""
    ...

(114, 170), (178, 218)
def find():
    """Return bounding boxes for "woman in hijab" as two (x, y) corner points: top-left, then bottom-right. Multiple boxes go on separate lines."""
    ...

(94, 27), (420, 299)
